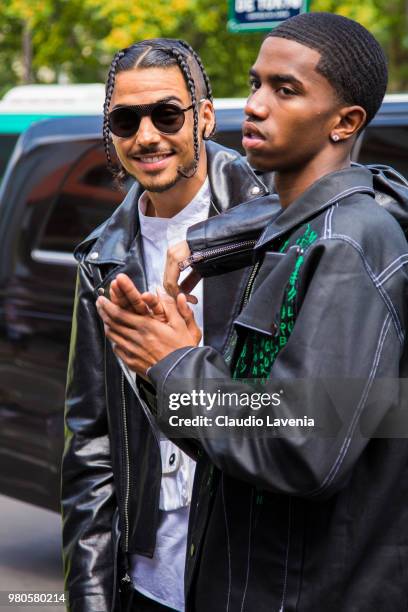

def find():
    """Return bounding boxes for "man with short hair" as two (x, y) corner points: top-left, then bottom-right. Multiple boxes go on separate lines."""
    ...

(61, 39), (274, 612)
(97, 14), (408, 611)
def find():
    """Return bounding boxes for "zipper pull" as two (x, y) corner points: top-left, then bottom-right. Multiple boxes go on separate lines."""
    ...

(178, 252), (204, 271)
(179, 240), (258, 272)
(121, 573), (131, 586)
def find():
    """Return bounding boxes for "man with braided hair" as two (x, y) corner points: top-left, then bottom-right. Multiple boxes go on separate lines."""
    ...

(61, 39), (274, 612)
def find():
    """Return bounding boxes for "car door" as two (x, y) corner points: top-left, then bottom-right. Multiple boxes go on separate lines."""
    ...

(0, 120), (127, 510)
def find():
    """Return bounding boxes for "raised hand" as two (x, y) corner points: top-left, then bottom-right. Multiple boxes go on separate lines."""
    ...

(110, 273), (167, 322)
(96, 290), (202, 376)
(163, 240), (201, 302)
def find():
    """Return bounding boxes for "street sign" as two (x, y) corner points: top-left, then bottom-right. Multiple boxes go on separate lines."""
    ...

(228, 0), (309, 33)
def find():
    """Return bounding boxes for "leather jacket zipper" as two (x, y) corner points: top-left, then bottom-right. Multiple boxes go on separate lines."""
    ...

(222, 260), (261, 363)
(119, 368), (162, 556)
(120, 372), (130, 552)
(121, 573), (131, 588)
(179, 239), (257, 271)
(242, 260), (260, 307)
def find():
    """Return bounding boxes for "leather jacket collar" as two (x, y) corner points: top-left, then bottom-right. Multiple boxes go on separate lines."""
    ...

(256, 166), (375, 250)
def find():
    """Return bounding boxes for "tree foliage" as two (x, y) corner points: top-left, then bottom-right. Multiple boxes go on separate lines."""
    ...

(313, 0), (408, 91)
(0, 0), (110, 93)
(0, 0), (407, 98)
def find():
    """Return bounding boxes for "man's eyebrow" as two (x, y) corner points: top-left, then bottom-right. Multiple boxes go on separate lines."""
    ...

(249, 68), (304, 89)
(112, 95), (183, 110)
(158, 95), (184, 104)
(269, 74), (304, 88)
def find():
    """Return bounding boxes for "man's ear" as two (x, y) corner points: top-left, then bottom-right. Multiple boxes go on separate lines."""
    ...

(200, 99), (216, 140)
(330, 105), (367, 143)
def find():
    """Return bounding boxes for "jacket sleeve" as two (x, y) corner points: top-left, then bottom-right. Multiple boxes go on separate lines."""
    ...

(61, 263), (117, 612)
(185, 194), (281, 276)
(148, 238), (405, 501)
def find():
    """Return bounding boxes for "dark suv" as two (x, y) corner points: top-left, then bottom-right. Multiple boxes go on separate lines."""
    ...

(0, 96), (407, 511)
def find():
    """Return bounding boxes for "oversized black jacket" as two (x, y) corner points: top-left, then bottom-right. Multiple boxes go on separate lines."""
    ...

(148, 166), (408, 611)
(61, 141), (276, 612)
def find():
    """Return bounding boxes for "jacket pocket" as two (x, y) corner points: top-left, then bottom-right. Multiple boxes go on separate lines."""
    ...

(234, 249), (297, 336)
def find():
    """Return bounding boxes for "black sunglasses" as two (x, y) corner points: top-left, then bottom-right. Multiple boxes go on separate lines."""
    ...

(109, 100), (196, 138)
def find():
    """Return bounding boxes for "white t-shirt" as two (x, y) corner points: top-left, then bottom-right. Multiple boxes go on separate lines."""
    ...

(128, 178), (211, 611)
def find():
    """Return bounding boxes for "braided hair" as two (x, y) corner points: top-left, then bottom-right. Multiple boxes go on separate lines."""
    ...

(178, 39), (216, 138)
(103, 49), (125, 175)
(103, 39), (214, 182)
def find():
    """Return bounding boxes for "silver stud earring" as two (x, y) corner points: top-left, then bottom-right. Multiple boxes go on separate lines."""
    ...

(331, 134), (340, 142)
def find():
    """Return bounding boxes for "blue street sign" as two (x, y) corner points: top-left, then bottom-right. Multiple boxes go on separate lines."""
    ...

(228, 0), (309, 32)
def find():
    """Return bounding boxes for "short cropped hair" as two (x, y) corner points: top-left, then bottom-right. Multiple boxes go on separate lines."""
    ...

(268, 12), (388, 126)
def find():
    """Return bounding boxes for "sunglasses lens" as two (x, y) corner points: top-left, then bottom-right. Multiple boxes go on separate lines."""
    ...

(109, 103), (188, 137)
(109, 108), (141, 137)
(152, 104), (186, 133)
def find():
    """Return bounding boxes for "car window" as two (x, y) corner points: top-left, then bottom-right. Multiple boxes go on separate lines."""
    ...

(0, 133), (20, 179)
(37, 144), (129, 253)
(214, 131), (244, 155)
(357, 125), (408, 180)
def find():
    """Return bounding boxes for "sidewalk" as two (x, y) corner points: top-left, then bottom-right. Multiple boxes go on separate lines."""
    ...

(0, 495), (64, 611)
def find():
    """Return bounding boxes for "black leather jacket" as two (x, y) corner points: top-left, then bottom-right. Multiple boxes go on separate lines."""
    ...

(61, 141), (275, 612)
(148, 165), (408, 611)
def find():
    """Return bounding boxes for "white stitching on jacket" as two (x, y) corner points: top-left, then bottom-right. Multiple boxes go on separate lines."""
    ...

(279, 498), (292, 612)
(158, 346), (198, 399)
(375, 253), (408, 282)
(376, 255), (408, 286)
(329, 234), (404, 345)
(325, 205), (335, 239)
(329, 205), (337, 238)
(240, 488), (254, 612)
(311, 313), (392, 495)
(377, 259), (408, 287)
(256, 186), (374, 246)
(323, 207), (330, 239)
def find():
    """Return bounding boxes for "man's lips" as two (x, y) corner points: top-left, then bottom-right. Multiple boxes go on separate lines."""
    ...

(242, 122), (267, 150)
(129, 151), (175, 170)
(243, 122), (266, 139)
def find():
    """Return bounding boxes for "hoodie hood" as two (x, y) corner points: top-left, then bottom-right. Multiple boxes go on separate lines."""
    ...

(369, 164), (408, 237)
